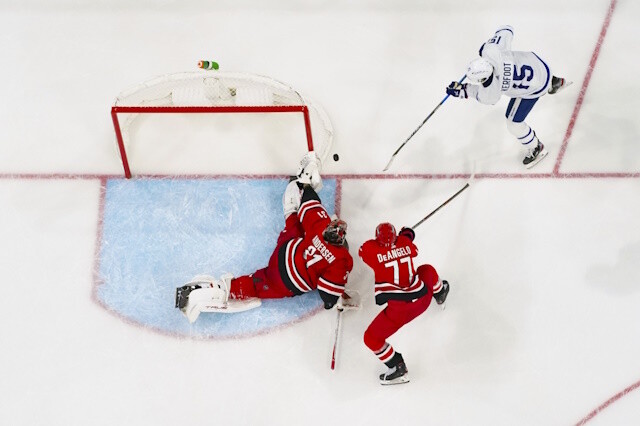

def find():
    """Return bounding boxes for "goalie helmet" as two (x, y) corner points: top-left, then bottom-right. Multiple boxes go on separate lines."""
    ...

(323, 219), (347, 246)
(466, 57), (494, 84)
(375, 222), (397, 247)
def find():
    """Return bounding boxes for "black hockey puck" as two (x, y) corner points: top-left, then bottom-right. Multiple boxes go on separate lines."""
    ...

(333, 154), (340, 161)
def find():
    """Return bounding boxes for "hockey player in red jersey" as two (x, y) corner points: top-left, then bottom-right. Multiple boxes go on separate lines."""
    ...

(175, 153), (353, 322)
(359, 222), (449, 385)
(228, 182), (353, 309)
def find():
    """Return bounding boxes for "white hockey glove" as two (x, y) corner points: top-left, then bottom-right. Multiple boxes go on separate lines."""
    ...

(296, 151), (323, 191)
(446, 81), (468, 99)
(337, 290), (361, 311)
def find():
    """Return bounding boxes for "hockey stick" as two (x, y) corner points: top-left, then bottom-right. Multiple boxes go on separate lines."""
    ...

(412, 180), (471, 229)
(383, 74), (467, 172)
(330, 308), (344, 370)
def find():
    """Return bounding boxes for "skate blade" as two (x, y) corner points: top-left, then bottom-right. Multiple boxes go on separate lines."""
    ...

(380, 375), (410, 386)
(525, 149), (548, 169)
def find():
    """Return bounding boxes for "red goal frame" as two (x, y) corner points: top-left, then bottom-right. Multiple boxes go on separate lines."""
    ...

(111, 105), (315, 179)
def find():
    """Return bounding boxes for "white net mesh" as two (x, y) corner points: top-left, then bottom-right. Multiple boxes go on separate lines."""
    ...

(113, 71), (334, 171)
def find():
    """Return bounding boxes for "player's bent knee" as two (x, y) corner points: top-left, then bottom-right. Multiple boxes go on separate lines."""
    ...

(417, 264), (439, 287)
(363, 328), (384, 352)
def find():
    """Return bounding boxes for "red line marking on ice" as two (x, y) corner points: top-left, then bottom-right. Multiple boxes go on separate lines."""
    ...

(335, 177), (343, 218)
(575, 379), (640, 425)
(553, 0), (618, 175)
(91, 177), (108, 307)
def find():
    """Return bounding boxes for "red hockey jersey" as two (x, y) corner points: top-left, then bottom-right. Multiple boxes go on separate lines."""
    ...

(359, 235), (429, 304)
(277, 196), (352, 307)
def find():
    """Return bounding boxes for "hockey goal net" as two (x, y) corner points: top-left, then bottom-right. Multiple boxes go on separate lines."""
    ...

(111, 71), (334, 178)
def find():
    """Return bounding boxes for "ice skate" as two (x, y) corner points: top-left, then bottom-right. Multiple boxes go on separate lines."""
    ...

(523, 140), (548, 169)
(434, 280), (449, 305)
(548, 76), (572, 95)
(379, 359), (410, 385)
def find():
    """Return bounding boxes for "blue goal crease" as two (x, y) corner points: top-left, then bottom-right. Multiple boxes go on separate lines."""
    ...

(96, 178), (336, 339)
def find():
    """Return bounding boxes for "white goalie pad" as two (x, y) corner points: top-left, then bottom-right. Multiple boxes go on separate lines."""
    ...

(282, 180), (302, 217)
(179, 274), (262, 323)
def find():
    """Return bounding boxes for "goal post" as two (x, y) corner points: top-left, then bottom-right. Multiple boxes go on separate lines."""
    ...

(111, 71), (333, 178)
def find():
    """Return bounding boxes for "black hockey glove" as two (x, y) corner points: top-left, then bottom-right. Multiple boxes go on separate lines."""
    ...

(399, 226), (415, 241)
(446, 82), (468, 98)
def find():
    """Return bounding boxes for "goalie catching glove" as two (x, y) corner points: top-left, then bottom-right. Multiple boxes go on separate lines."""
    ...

(296, 151), (323, 191)
(336, 290), (361, 311)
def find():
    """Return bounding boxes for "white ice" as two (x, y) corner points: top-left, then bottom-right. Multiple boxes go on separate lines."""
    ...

(1, 0), (639, 425)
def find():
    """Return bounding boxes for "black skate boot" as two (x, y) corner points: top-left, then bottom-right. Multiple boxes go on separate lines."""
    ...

(434, 280), (450, 305)
(175, 284), (201, 309)
(379, 353), (410, 385)
(548, 76), (571, 94)
(523, 139), (547, 169)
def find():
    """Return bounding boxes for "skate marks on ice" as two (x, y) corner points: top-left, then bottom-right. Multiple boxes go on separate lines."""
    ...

(94, 177), (336, 339)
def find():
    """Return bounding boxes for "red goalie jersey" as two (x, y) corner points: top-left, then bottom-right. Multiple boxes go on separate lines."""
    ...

(359, 227), (434, 305)
(278, 189), (353, 308)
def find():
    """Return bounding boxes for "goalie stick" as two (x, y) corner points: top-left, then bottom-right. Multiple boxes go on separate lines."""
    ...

(383, 74), (467, 172)
(330, 308), (343, 370)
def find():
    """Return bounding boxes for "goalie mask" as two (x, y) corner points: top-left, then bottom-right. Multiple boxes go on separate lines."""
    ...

(323, 219), (347, 246)
(466, 57), (494, 84)
(375, 222), (397, 247)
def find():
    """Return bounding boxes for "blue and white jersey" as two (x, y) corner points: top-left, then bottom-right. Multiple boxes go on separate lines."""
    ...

(469, 26), (552, 104)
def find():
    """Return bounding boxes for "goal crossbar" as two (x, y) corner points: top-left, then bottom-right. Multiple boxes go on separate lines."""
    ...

(110, 105), (314, 179)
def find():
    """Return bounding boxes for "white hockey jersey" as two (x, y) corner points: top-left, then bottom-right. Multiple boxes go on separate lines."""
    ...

(467, 26), (552, 105)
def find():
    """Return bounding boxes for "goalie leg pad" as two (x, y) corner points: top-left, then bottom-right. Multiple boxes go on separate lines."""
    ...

(282, 180), (302, 217)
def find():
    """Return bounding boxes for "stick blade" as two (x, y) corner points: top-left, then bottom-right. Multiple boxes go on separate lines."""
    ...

(383, 156), (395, 172)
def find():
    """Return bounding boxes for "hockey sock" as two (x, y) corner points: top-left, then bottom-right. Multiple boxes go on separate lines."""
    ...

(375, 343), (397, 366)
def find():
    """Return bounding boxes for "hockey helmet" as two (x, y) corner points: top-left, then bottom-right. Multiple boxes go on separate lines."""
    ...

(466, 57), (494, 84)
(375, 222), (397, 247)
(323, 219), (348, 246)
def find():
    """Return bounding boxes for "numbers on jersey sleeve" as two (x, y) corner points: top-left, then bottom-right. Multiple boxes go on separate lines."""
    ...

(303, 245), (323, 268)
(512, 65), (534, 90)
(384, 257), (412, 285)
(488, 35), (501, 45)
(317, 210), (328, 219)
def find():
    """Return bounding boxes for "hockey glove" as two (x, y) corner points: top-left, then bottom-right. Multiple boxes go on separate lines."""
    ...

(399, 226), (415, 241)
(446, 82), (468, 99)
(336, 290), (361, 311)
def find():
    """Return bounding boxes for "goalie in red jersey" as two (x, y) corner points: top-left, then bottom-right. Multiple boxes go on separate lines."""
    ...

(176, 153), (353, 322)
(359, 222), (449, 385)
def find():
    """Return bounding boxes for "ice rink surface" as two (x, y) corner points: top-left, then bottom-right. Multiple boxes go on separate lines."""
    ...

(1, 0), (639, 425)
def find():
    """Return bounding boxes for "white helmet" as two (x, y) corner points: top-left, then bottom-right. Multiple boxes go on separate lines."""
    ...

(466, 58), (494, 84)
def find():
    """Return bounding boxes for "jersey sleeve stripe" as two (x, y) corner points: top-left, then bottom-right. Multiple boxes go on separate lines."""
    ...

(298, 199), (325, 222)
(284, 239), (313, 293)
(317, 277), (344, 296)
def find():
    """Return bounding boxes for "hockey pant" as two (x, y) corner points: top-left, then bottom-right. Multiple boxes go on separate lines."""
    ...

(505, 97), (540, 149)
(364, 265), (436, 366)
(229, 214), (303, 300)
